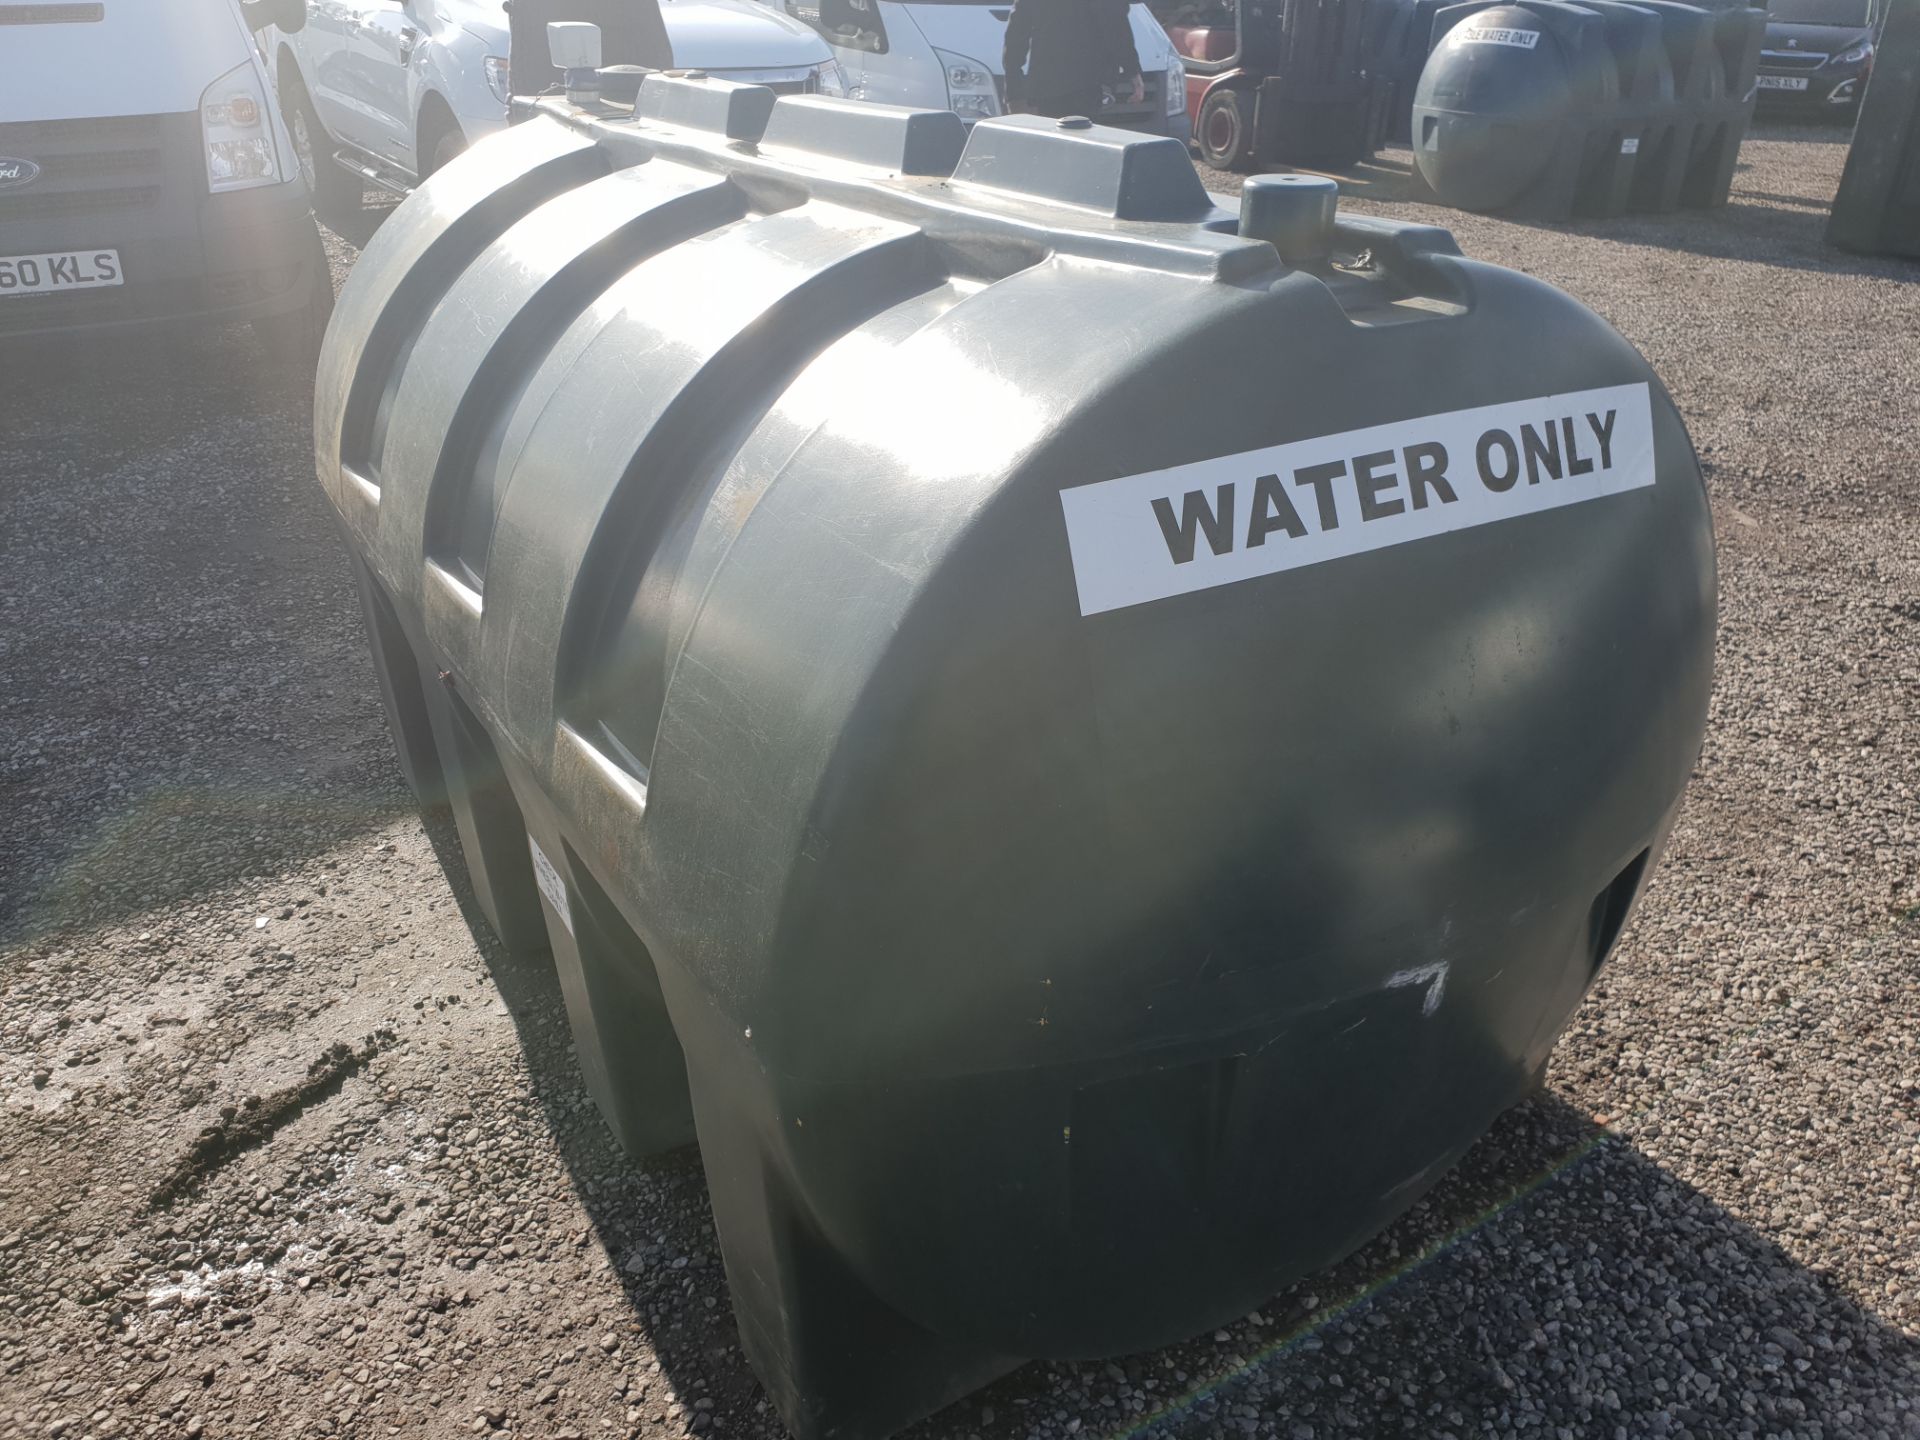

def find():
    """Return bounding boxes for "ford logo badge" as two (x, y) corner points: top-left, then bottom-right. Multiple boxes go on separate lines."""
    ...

(0, 157), (42, 190)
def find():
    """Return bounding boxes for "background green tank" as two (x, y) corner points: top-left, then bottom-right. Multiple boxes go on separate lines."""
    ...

(1413, 0), (1765, 216)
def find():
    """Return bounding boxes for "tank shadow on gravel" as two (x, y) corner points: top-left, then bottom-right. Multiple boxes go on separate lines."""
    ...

(1075, 1092), (1920, 1440)
(1306, 167), (1916, 283)
(417, 805), (1919, 1438)
(1745, 117), (1860, 144)
(1531, 200), (1920, 278)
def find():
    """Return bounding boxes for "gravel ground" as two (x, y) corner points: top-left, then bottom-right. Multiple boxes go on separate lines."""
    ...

(1, 121), (1916, 1440)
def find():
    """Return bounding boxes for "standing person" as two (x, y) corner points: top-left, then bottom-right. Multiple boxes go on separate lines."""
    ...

(1003, 0), (1145, 121)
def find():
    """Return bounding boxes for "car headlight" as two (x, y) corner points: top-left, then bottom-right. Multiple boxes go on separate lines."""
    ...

(485, 56), (512, 106)
(1165, 56), (1186, 115)
(810, 58), (849, 97)
(935, 48), (1000, 122)
(1830, 41), (1871, 66)
(200, 61), (279, 193)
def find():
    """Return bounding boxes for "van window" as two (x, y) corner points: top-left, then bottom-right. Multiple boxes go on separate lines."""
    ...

(785, 0), (888, 53)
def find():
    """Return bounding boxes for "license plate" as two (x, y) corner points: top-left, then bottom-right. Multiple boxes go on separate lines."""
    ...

(1757, 75), (1810, 91)
(0, 249), (123, 297)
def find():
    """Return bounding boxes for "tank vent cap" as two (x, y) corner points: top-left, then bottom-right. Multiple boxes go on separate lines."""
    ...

(1238, 173), (1338, 262)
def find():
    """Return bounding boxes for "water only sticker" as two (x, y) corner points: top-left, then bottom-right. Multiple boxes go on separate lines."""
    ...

(1059, 382), (1656, 616)
(1458, 24), (1542, 46)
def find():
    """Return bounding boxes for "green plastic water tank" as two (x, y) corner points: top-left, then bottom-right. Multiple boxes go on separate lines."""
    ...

(317, 78), (1715, 1440)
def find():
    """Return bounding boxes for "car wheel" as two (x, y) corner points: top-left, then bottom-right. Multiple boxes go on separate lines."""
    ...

(283, 69), (362, 221)
(427, 123), (468, 178)
(1196, 87), (1257, 172)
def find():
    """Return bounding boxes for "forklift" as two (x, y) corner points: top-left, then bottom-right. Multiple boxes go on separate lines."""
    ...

(1158, 0), (1387, 170)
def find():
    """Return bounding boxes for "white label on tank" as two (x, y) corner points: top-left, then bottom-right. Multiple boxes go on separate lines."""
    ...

(1458, 24), (1542, 46)
(528, 836), (575, 937)
(1058, 382), (1657, 616)
(1620, 136), (1641, 154)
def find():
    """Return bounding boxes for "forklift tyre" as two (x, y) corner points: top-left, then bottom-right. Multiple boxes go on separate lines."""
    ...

(1197, 87), (1257, 172)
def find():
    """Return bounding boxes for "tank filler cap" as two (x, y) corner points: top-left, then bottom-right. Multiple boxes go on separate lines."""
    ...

(1238, 173), (1339, 262)
(1055, 115), (1093, 129)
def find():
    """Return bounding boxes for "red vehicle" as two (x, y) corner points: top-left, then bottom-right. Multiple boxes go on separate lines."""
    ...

(1163, 0), (1384, 171)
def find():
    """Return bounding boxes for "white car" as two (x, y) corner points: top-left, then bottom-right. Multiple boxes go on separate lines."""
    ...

(270, 0), (847, 213)
(759, 0), (1190, 140)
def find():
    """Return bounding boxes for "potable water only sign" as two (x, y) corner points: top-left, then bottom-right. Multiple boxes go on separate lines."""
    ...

(1459, 23), (1543, 46)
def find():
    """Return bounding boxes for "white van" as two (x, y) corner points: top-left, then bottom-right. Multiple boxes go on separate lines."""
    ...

(761, 0), (1191, 140)
(0, 0), (332, 355)
(271, 0), (847, 212)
